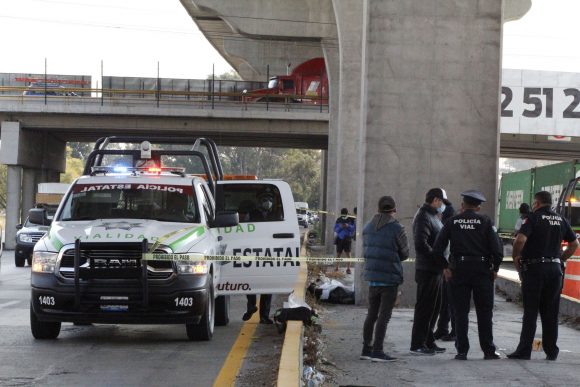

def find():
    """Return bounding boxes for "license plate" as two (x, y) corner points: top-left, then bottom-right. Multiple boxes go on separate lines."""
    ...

(100, 296), (128, 312)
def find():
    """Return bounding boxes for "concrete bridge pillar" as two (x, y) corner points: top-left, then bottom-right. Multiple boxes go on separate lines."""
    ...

(1, 121), (66, 249)
(5, 166), (22, 249)
(21, 168), (36, 224)
(353, 0), (504, 304)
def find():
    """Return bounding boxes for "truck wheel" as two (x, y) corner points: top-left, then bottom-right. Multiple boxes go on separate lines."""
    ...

(30, 304), (61, 339)
(214, 295), (230, 326)
(186, 278), (215, 341)
(15, 253), (25, 267)
(27, 256), (33, 266)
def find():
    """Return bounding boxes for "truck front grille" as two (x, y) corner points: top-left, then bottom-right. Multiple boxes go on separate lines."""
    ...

(58, 246), (173, 280)
(30, 233), (46, 243)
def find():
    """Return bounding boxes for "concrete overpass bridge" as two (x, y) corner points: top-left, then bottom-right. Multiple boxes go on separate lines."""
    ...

(3, 1), (569, 271)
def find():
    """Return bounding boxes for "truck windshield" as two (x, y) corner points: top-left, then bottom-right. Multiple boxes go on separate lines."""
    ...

(58, 183), (199, 223)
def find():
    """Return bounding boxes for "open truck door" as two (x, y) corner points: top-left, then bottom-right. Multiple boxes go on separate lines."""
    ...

(215, 181), (301, 295)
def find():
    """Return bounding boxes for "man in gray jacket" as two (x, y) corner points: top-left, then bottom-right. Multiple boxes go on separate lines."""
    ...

(360, 196), (409, 363)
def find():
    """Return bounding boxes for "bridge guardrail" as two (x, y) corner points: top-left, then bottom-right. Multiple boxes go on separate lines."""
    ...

(0, 86), (329, 113)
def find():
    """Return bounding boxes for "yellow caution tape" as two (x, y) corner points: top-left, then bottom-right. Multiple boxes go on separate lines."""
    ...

(142, 253), (364, 263)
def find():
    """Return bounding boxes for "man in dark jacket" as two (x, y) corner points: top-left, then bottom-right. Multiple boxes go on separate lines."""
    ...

(434, 200), (457, 341)
(410, 187), (448, 355)
(360, 196), (409, 363)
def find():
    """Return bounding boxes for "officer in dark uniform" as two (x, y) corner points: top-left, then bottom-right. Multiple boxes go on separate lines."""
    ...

(433, 190), (503, 360)
(507, 191), (579, 361)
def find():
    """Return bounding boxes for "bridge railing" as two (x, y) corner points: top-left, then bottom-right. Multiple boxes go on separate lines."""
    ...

(0, 86), (329, 113)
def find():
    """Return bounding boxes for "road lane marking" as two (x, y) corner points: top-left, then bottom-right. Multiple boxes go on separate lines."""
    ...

(212, 301), (260, 387)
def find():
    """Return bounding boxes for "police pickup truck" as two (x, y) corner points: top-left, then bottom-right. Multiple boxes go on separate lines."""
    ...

(30, 137), (300, 341)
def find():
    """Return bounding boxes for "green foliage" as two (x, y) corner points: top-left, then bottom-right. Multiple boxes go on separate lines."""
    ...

(220, 147), (321, 207)
(60, 147), (84, 183)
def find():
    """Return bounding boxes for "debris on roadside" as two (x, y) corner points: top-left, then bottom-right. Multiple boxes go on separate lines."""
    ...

(308, 275), (355, 305)
(303, 366), (325, 387)
(273, 292), (320, 334)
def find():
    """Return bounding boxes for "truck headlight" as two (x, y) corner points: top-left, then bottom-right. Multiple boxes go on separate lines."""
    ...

(32, 251), (58, 273)
(176, 261), (208, 275)
(19, 234), (34, 243)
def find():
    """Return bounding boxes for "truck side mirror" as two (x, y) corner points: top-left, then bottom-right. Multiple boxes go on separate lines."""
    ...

(16, 224), (22, 230)
(29, 208), (51, 226)
(210, 211), (239, 228)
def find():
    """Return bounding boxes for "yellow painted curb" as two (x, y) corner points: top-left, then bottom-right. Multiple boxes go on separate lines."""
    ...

(277, 230), (310, 387)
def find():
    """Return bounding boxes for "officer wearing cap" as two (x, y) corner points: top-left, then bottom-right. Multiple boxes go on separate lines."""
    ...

(507, 191), (579, 361)
(433, 190), (503, 360)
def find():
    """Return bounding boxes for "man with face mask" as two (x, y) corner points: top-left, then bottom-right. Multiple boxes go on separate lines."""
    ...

(243, 187), (279, 324)
(409, 188), (448, 355)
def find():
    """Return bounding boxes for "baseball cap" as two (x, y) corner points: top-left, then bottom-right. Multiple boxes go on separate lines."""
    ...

(378, 196), (396, 213)
(426, 188), (448, 203)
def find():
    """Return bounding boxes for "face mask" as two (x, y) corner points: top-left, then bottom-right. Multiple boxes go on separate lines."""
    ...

(261, 199), (273, 211)
(437, 203), (446, 214)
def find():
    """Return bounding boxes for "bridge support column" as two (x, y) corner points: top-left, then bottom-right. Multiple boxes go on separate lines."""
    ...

(21, 168), (36, 224)
(1, 121), (66, 249)
(5, 166), (22, 250)
(353, 0), (503, 304)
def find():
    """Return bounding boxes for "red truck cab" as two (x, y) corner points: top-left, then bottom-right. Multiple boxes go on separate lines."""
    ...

(244, 58), (328, 104)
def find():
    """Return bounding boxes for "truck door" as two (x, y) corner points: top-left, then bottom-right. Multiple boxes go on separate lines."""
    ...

(215, 181), (300, 295)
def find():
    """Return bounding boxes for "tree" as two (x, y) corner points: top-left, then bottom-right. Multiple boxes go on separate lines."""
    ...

(207, 69), (242, 80)
(68, 142), (94, 161)
(60, 147), (84, 183)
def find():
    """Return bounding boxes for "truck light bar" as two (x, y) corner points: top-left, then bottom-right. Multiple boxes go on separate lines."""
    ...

(91, 166), (186, 175)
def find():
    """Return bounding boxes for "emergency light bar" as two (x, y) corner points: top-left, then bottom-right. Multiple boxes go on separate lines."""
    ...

(91, 166), (186, 175)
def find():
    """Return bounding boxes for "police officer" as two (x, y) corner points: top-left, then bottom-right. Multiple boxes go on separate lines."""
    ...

(433, 190), (503, 360)
(508, 191), (579, 361)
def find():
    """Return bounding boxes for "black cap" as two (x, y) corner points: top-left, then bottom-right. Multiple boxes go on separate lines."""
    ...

(461, 190), (486, 205)
(378, 196), (396, 213)
(426, 188), (448, 203)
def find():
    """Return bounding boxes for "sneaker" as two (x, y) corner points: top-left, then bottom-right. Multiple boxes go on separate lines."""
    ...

(409, 347), (436, 356)
(259, 317), (274, 325)
(440, 333), (456, 342)
(546, 354), (558, 361)
(506, 351), (530, 360)
(370, 351), (397, 362)
(346, 268), (352, 275)
(360, 346), (372, 360)
(484, 352), (501, 360)
(427, 344), (446, 353)
(455, 353), (467, 360)
(242, 306), (258, 321)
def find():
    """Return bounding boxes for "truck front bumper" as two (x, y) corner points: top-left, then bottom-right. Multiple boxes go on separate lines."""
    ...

(31, 273), (209, 325)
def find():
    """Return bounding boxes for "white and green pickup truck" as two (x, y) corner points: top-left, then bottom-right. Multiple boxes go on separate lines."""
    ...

(29, 137), (300, 341)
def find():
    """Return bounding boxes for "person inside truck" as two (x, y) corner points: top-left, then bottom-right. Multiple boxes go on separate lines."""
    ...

(250, 187), (282, 222)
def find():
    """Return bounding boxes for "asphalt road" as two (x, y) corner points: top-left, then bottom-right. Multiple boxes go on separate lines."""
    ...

(0, 251), (249, 386)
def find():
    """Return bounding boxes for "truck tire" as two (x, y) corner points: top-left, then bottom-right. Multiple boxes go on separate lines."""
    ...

(30, 304), (61, 339)
(186, 278), (215, 341)
(27, 256), (33, 266)
(214, 295), (230, 326)
(15, 253), (25, 267)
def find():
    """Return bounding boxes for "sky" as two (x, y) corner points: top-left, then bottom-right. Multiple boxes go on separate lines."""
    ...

(0, 0), (579, 82)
